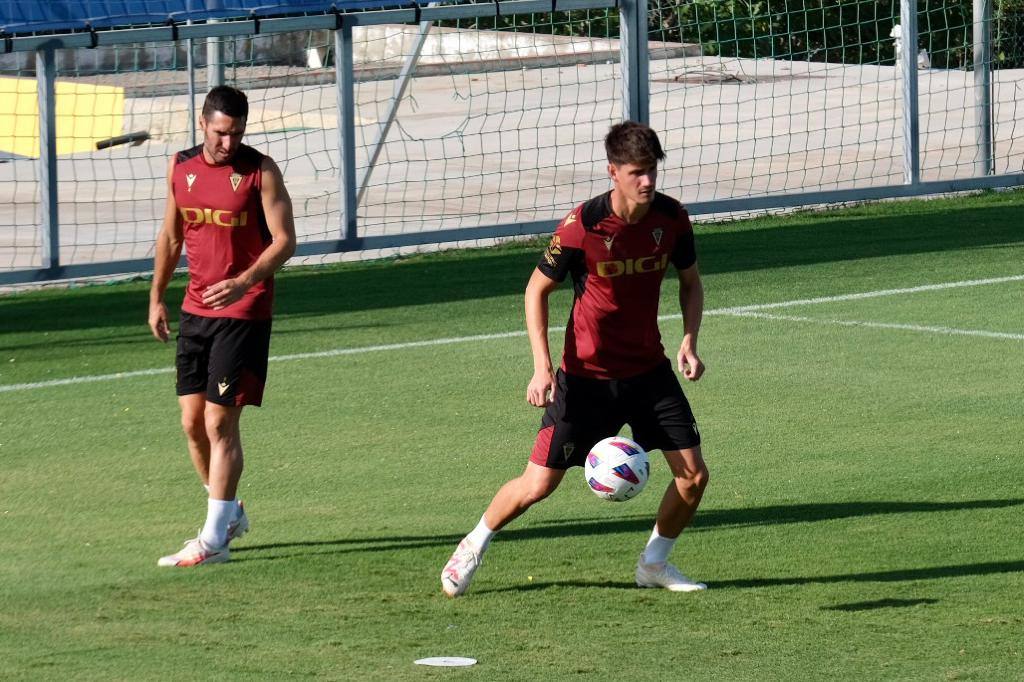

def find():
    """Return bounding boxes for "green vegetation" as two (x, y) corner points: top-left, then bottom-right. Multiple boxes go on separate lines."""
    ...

(458, 0), (1024, 69)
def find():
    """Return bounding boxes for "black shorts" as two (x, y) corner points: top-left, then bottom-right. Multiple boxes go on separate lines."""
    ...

(175, 312), (272, 407)
(530, 359), (700, 469)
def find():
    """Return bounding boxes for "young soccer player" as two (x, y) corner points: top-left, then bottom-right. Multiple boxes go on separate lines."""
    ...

(148, 86), (296, 566)
(442, 121), (709, 596)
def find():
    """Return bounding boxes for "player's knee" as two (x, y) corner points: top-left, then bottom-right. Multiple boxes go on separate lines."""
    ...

(693, 463), (710, 492)
(203, 410), (238, 442)
(675, 463), (709, 496)
(520, 478), (558, 506)
(180, 411), (204, 441)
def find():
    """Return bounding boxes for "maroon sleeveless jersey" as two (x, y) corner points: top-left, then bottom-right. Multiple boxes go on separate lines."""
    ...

(172, 144), (273, 320)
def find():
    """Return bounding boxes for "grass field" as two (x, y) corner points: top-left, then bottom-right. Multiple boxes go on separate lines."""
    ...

(1, 190), (1023, 680)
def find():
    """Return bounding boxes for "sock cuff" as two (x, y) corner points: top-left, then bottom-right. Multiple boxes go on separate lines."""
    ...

(467, 515), (496, 550)
(642, 525), (678, 565)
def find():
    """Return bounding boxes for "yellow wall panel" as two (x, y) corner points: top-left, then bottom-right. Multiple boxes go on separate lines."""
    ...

(0, 77), (124, 158)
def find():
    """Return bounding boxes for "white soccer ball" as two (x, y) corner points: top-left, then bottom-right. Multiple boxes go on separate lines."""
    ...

(584, 436), (650, 502)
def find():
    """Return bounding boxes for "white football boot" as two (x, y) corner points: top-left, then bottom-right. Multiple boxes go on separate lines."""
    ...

(158, 537), (229, 567)
(635, 560), (707, 592)
(227, 500), (249, 542)
(441, 539), (484, 597)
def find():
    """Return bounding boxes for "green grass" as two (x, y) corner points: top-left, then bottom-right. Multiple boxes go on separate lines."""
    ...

(2, 189), (1023, 679)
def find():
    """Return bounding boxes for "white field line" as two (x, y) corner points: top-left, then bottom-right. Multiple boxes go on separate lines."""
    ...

(1, 275), (1021, 394)
(717, 310), (1024, 341)
(707, 273), (1024, 314)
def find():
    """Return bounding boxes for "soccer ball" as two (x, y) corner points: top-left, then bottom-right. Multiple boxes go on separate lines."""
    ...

(584, 436), (650, 502)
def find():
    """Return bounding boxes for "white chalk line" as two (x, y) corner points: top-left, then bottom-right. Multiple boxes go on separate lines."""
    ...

(709, 273), (1024, 314)
(717, 310), (1024, 341)
(2, 274), (1021, 394)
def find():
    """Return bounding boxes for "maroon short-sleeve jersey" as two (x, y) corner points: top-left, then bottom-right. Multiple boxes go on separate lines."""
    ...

(537, 191), (697, 379)
(172, 144), (272, 320)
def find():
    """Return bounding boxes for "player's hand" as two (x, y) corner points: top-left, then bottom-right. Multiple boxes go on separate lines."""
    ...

(148, 301), (170, 342)
(677, 343), (705, 381)
(527, 369), (555, 407)
(202, 278), (248, 310)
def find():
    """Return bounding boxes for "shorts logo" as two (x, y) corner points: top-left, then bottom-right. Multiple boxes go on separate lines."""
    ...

(185, 173), (197, 192)
(230, 173), (243, 192)
(652, 228), (664, 246)
(562, 442), (575, 460)
(217, 377), (231, 396)
(596, 254), (669, 278)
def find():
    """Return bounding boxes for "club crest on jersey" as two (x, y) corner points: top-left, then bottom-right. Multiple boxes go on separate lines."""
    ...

(185, 173), (197, 192)
(652, 228), (664, 246)
(229, 173), (243, 192)
(603, 236), (615, 252)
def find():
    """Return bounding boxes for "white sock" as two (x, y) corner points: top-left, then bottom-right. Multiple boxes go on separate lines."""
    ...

(200, 498), (236, 548)
(466, 515), (496, 551)
(640, 527), (678, 565)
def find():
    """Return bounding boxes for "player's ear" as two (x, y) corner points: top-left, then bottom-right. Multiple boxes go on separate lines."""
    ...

(607, 163), (618, 182)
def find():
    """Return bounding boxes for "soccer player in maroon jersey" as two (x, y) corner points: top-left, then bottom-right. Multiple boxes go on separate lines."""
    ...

(148, 86), (296, 567)
(442, 122), (709, 595)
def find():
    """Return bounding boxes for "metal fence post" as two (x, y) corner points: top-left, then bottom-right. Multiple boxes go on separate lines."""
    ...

(899, 0), (921, 185)
(620, 0), (649, 123)
(335, 20), (358, 242)
(36, 47), (59, 271)
(973, 0), (994, 176)
(356, 3), (438, 205)
(207, 19), (225, 88)
(186, 20), (197, 147)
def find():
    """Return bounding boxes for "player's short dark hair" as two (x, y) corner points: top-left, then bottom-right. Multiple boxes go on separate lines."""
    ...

(605, 121), (665, 167)
(202, 85), (248, 120)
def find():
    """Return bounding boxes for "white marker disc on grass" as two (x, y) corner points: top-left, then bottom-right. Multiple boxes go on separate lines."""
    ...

(414, 657), (477, 667)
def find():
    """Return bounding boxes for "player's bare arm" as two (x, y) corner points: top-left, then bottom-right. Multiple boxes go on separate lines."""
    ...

(201, 157), (297, 310)
(677, 263), (705, 381)
(525, 267), (561, 406)
(149, 156), (185, 342)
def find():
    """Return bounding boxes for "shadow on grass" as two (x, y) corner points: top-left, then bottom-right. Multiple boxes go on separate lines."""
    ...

(3, 195), (1022, 335)
(230, 497), (1023, 563)
(710, 560), (1024, 590)
(822, 598), (939, 611)
(477, 559), (1024, 595)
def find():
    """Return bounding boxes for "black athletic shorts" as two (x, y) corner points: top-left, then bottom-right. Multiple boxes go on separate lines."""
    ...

(175, 311), (272, 407)
(529, 359), (700, 469)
